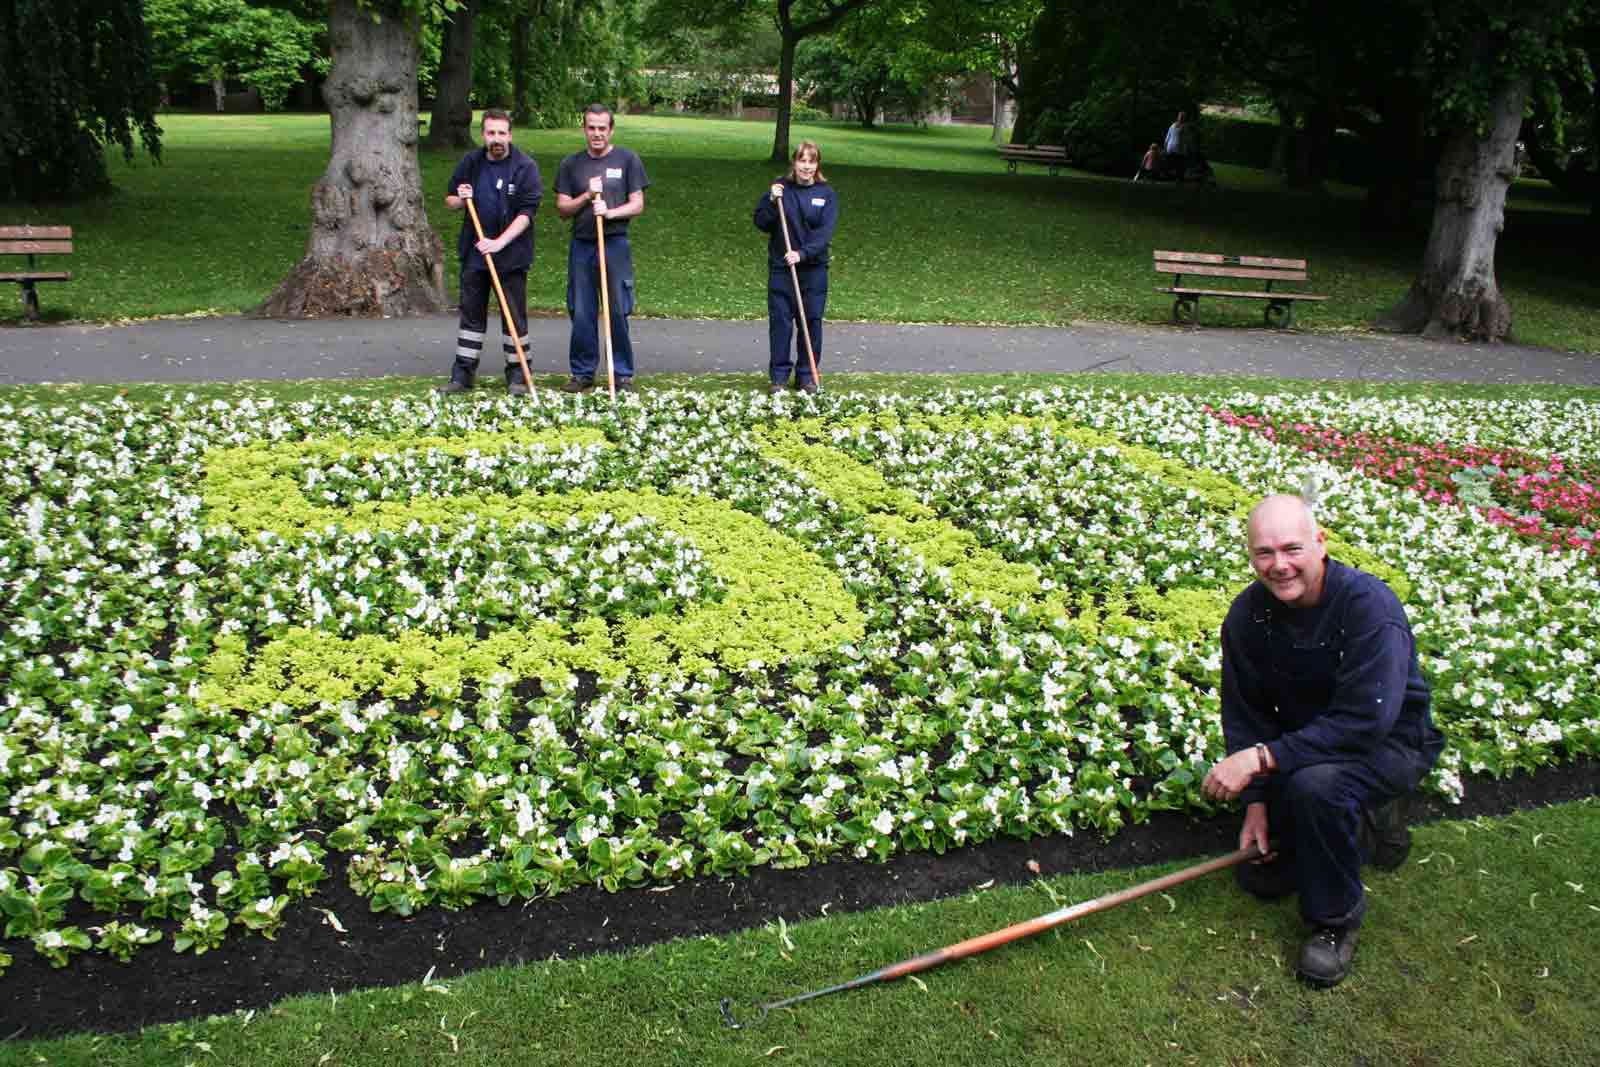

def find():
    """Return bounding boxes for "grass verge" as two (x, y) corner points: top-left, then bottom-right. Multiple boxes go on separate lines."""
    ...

(1, 115), (1596, 353)
(11, 369), (1600, 409)
(4, 799), (1595, 1066)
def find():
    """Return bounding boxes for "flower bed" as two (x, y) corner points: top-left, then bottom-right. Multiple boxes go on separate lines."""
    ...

(1206, 406), (1600, 553)
(2, 386), (1597, 975)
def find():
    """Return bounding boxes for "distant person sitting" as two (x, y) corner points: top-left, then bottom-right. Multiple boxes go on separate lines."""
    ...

(1163, 111), (1190, 178)
(1135, 143), (1160, 181)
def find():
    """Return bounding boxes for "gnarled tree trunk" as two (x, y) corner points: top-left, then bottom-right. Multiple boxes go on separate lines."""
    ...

(257, 0), (445, 318)
(1377, 75), (1527, 343)
(424, 0), (477, 150)
(1361, 74), (1427, 232)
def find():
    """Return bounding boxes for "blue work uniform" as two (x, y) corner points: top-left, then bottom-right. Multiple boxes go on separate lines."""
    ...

(753, 178), (837, 387)
(445, 146), (542, 384)
(555, 146), (649, 383)
(1220, 559), (1444, 927)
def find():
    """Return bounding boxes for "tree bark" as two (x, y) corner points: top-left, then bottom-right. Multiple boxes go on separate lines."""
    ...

(512, 8), (530, 116)
(425, 0), (477, 150)
(1361, 74), (1427, 231)
(769, 0), (877, 163)
(771, 24), (798, 162)
(257, 0), (446, 318)
(1376, 76), (1528, 343)
(1284, 103), (1333, 190)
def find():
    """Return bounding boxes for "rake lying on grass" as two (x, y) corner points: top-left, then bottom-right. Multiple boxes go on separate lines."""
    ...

(720, 844), (1262, 1028)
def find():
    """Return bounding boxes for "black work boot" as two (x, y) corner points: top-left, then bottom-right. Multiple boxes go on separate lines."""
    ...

(436, 356), (478, 395)
(505, 362), (533, 396)
(1359, 793), (1414, 871)
(1297, 895), (1365, 988)
(1298, 924), (1360, 988)
(560, 376), (594, 394)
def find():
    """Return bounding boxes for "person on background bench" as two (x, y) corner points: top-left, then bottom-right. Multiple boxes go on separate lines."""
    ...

(1163, 111), (1190, 179)
(437, 109), (543, 395)
(753, 140), (837, 395)
(1135, 142), (1160, 181)
(1201, 493), (1443, 988)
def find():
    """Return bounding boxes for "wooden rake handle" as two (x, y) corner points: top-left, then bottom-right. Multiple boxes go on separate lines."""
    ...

(775, 193), (822, 389)
(464, 198), (533, 393)
(594, 211), (616, 400)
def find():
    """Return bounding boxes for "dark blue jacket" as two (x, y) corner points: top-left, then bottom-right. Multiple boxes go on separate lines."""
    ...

(1220, 559), (1444, 805)
(753, 178), (837, 272)
(448, 146), (542, 273)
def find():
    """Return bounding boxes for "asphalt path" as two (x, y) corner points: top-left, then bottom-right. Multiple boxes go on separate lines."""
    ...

(1, 313), (1596, 386)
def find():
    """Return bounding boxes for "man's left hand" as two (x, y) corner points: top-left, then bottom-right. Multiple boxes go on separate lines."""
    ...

(1201, 749), (1260, 802)
(475, 236), (505, 255)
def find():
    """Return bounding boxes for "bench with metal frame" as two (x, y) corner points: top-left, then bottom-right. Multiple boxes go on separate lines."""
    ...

(998, 144), (1071, 175)
(1154, 249), (1327, 328)
(1, 225), (73, 321)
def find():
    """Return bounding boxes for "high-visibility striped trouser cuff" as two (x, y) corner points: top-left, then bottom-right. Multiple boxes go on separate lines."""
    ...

(456, 328), (486, 360)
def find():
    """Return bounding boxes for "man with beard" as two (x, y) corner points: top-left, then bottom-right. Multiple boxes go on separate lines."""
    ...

(437, 109), (543, 395)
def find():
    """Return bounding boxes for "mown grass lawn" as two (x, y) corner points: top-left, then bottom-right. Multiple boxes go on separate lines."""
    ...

(1, 114), (1596, 352)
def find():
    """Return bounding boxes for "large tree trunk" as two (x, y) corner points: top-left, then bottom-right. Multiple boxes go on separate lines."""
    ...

(258, 0), (445, 317)
(768, 0), (875, 163)
(1377, 76), (1528, 342)
(424, 0), (477, 150)
(1285, 102), (1334, 190)
(512, 8), (530, 116)
(770, 28), (797, 163)
(1361, 74), (1427, 231)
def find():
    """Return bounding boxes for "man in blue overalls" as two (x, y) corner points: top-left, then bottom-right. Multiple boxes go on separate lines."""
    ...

(554, 104), (649, 393)
(437, 109), (543, 395)
(1202, 494), (1443, 988)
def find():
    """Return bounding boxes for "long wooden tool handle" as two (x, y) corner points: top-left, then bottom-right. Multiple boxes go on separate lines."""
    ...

(775, 198), (821, 388)
(878, 845), (1262, 980)
(720, 845), (1262, 1029)
(465, 198), (533, 393)
(594, 212), (616, 400)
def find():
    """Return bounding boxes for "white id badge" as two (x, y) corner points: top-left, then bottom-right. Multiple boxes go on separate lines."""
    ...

(606, 167), (624, 180)
(812, 197), (826, 206)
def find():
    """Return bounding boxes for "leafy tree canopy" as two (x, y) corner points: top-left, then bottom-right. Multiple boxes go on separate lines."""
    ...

(0, 0), (163, 201)
(145, 0), (327, 111)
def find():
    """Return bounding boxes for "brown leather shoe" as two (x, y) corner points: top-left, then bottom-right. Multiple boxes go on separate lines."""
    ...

(561, 376), (594, 394)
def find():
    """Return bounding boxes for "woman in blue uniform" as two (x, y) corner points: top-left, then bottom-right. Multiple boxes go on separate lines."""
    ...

(753, 141), (837, 394)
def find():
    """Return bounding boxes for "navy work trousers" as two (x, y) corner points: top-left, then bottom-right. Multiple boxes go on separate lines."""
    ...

(1237, 736), (1433, 927)
(458, 268), (530, 372)
(768, 267), (826, 386)
(566, 236), (635, 381)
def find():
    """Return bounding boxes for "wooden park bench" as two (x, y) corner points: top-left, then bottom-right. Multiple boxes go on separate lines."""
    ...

(1154, 250), (1327, 328)
(1, 225), (74, 321)
(998, 143), (1071, 175)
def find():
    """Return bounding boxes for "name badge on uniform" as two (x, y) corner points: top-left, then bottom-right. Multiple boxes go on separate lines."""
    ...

(812, 197), (826, 206)
(606, 167), (623, 179)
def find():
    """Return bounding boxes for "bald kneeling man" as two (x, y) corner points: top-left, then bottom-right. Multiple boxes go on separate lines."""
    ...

(1201, 494), (1444, 987)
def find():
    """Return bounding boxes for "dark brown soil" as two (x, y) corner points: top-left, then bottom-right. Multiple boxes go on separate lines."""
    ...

(4, 759), (1596, 1040)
